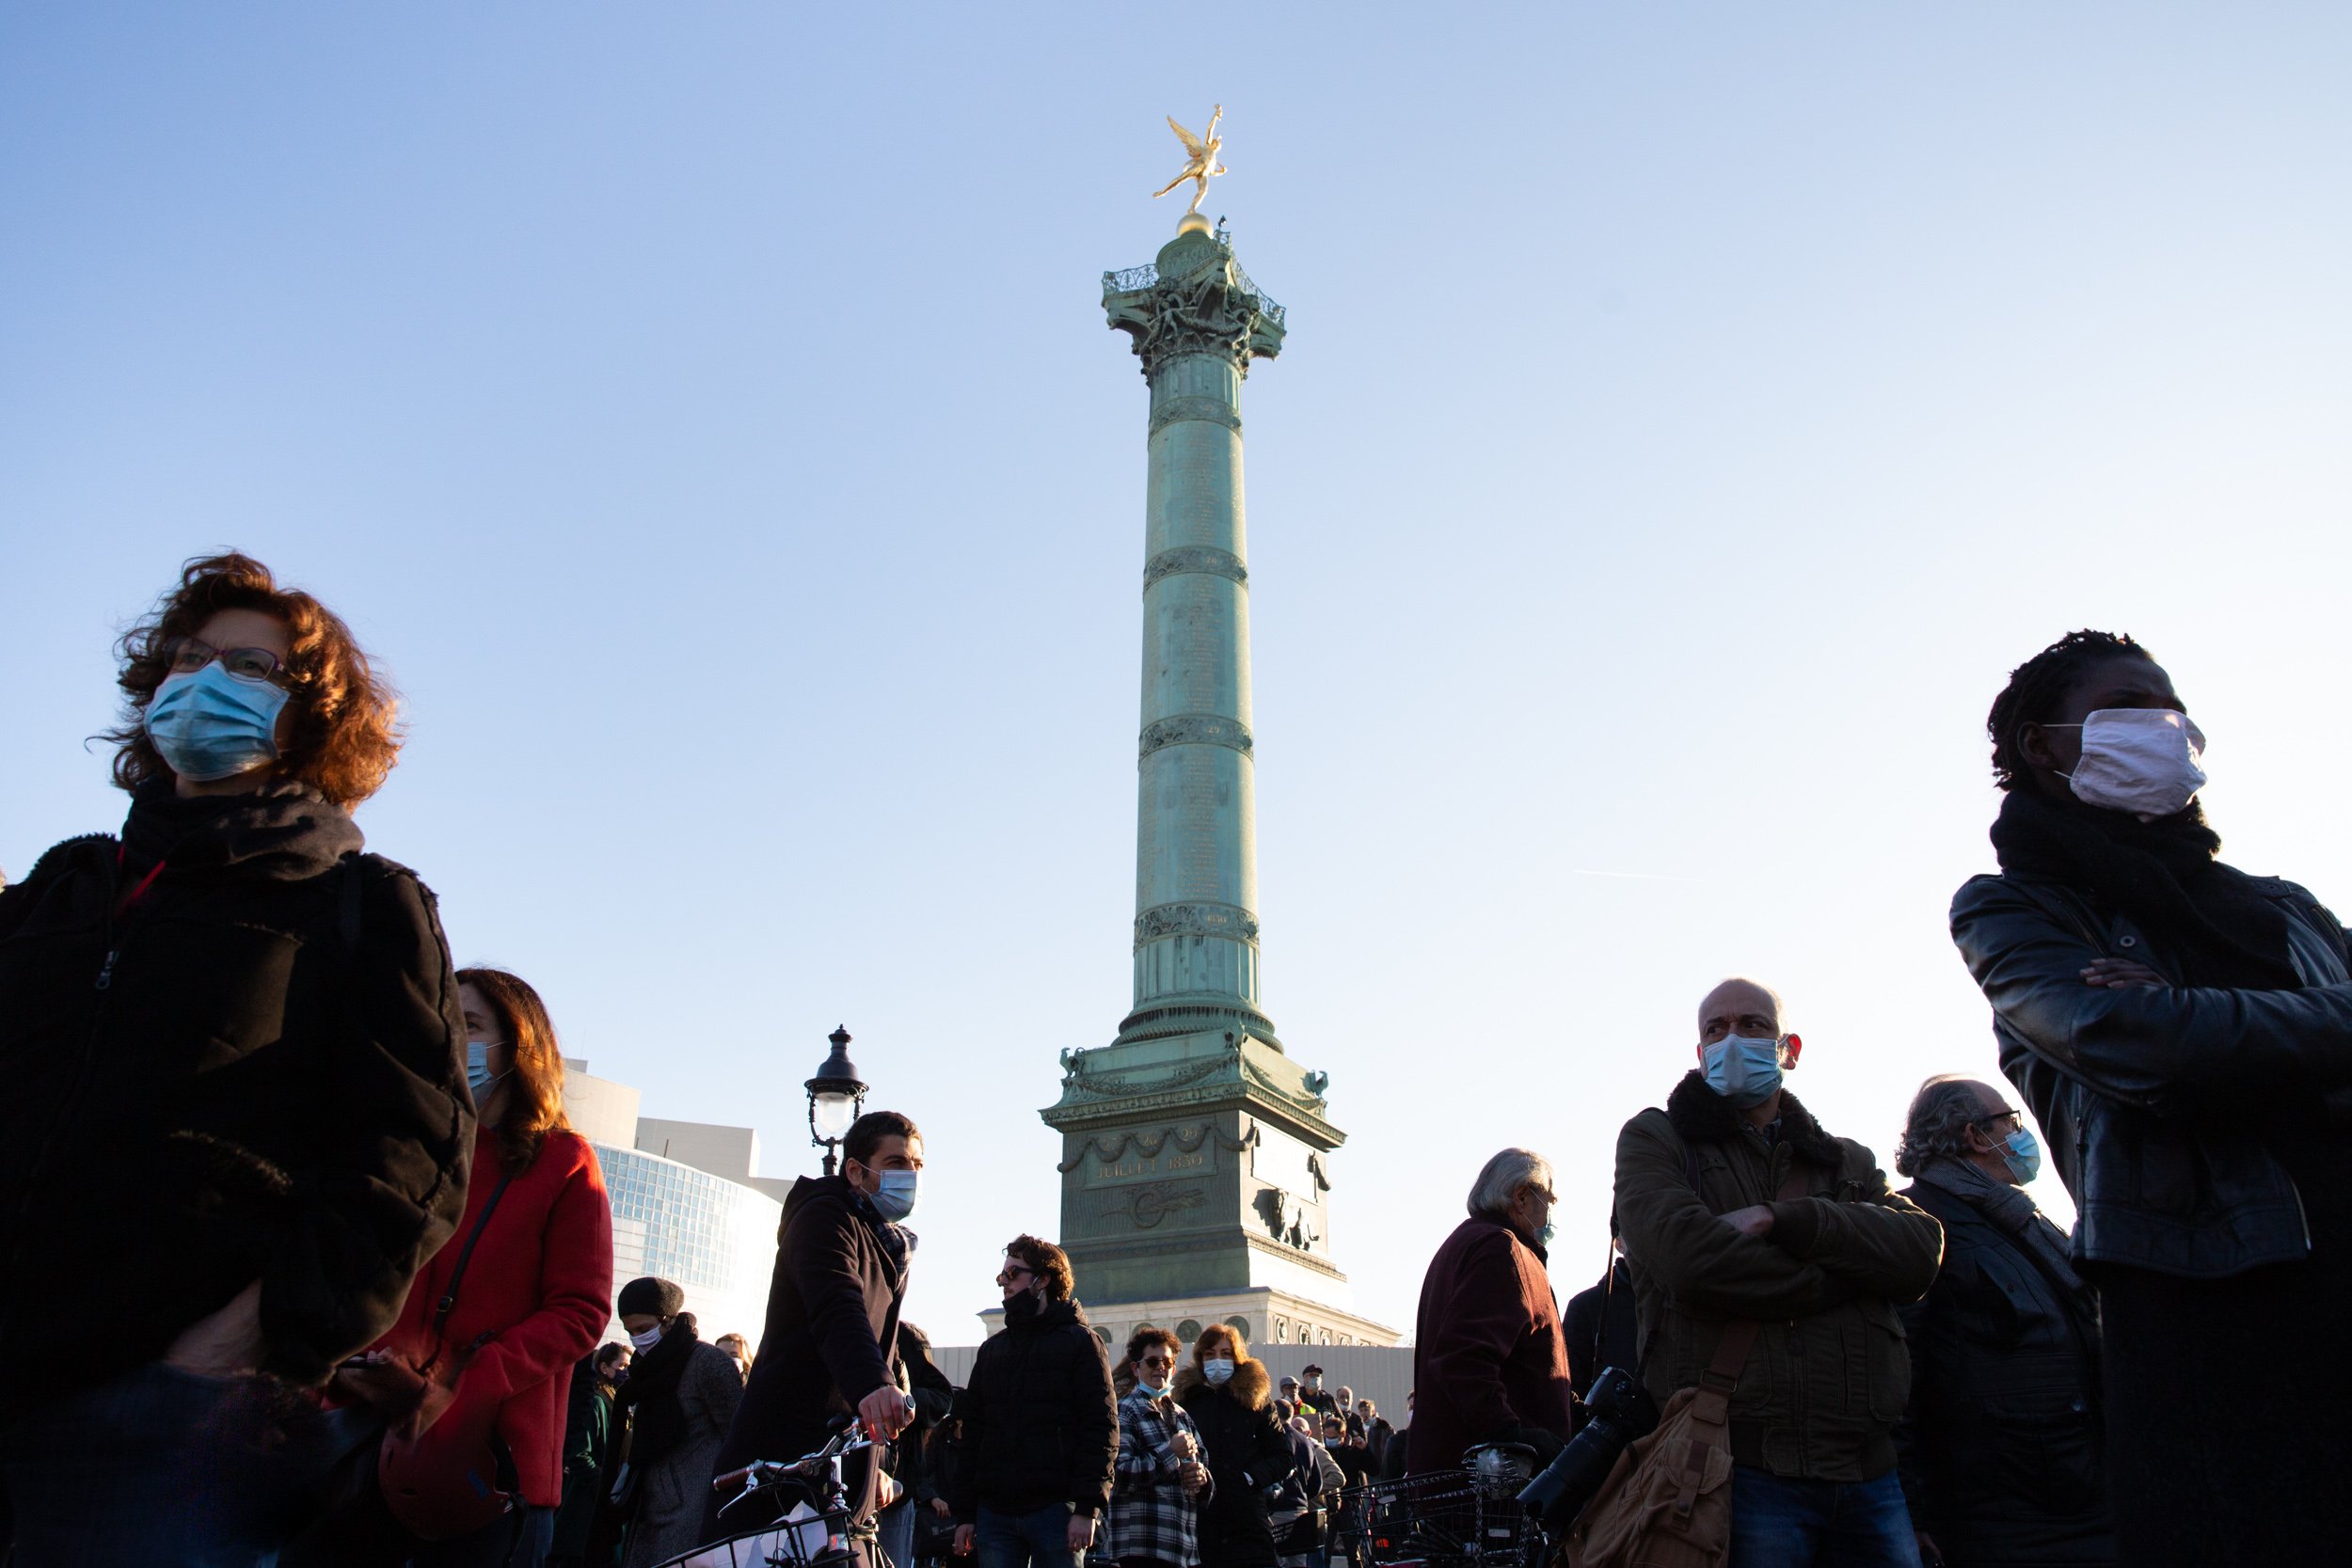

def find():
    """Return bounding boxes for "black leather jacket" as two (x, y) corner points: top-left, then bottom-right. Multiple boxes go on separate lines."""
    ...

(1949, 869), (2352, 1277)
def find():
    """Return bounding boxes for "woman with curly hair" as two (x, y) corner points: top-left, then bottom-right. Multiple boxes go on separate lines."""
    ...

(0, 552), (475, 1566)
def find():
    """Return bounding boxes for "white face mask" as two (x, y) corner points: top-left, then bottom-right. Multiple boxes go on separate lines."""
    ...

(2054, 708), (2206, 820)
(1201, 1356), (1235, 1386)
(628, 1323), (664, 1352)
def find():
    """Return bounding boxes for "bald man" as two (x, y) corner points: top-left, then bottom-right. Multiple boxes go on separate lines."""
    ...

(1613, 978), (1943, 1568)
(1890, 1078), (2111, 1568)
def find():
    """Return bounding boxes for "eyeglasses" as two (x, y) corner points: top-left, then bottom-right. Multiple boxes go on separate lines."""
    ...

(162, 636), (287, 684)
(1138, 1354), (1171, 1369)
(995, 1263), (1036, 1283)
(1974, 1108), (2024, 1130)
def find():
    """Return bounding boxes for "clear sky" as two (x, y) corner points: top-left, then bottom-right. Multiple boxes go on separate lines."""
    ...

(5, 4), (2348, 1344)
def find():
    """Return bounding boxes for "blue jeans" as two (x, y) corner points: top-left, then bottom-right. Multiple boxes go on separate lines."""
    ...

(976, 1502), (1083, 1568)
(1727, 1466), (1923, 1568)
(877, 1497), (916, 1568)
(0, 1361), (374, 1568)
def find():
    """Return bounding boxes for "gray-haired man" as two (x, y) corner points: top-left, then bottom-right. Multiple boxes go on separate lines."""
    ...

(1892, 1077), (2111, 1568)
(1405, 1148), (1575, 1474)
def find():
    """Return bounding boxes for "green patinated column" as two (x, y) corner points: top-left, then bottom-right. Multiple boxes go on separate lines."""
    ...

(1027, 216), (1395, 1351)
(1112, 216), (1283, 1043)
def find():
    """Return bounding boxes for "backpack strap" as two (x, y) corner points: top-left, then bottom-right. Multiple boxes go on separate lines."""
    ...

(1672, 1159), (1810, 1520)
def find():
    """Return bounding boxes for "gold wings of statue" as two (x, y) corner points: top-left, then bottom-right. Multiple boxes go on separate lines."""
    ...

(1152, 103), (1227, 216)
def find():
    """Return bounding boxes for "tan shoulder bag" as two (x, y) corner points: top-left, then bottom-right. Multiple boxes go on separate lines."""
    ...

(1565, 1161), (1808, 1568)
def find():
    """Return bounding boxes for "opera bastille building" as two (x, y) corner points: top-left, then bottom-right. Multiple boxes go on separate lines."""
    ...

(562, 1060), (792, 1345)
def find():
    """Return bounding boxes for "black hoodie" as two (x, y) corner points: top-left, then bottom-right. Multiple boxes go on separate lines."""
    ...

(0, 783), (472, 1407)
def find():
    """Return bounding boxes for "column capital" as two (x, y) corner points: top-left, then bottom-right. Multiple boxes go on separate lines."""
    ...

(1104, 226), (1286, 379)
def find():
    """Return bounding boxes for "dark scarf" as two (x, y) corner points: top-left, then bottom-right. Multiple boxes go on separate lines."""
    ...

(1990, 788), (2299, 990)
(119, 779), (362, 885)
(1665, 1070), (1846, 1168)
(1914, 1157), (2087, 1302)
(616, 1311), (700, 1463)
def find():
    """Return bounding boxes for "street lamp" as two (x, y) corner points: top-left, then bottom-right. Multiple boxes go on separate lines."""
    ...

(805, 1024), (868, 1177)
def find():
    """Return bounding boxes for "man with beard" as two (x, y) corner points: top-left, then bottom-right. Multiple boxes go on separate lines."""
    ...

(1951, 629), (2352, 1566)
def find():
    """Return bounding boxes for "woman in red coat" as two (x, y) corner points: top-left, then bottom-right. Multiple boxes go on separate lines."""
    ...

(293, 966), (614, 1568)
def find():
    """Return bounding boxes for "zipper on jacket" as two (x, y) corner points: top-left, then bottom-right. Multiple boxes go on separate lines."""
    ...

(93, 949), (119, 990)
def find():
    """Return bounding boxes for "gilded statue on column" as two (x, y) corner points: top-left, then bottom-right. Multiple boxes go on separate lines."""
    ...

(1153, 105), (1227, 216)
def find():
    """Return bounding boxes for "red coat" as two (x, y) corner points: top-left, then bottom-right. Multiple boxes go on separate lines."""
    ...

(373, 1124), (614, 1505)
(1406, 1216), (1574, 1474)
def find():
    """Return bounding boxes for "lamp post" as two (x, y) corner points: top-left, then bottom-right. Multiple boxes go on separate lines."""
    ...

(805, 1024), (868, 1177)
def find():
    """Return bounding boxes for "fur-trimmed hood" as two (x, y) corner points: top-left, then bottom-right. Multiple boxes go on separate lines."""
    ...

(1665, 1068), (1845, 1168)
(1173, 1353), (1271, 1410)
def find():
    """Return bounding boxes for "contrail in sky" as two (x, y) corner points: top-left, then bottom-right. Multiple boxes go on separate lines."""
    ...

(1569, 868), (1707, 884)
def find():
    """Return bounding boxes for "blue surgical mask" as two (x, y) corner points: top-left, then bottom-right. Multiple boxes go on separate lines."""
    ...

(870, 1168), (920, 1222)
(144, 663), (289, 783)
(1701, 1035), (1785, 1108)
(1536, 1221), (1557, 1249)
(2002, 1126), (2043, 1185)
(466, 1041), (509, 1099)
(1202, 1357), (1235, 1386)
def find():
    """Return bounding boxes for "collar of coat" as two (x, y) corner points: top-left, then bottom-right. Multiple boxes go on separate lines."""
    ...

(1173, 1354), (1271, 1410)
(1665, 1069), (1844, 1167)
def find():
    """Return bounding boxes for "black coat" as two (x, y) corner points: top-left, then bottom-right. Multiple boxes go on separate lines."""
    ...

(705, 1174), (910, 1534)
(1562, 1257), (1640, 1409)
(0, 784), (472, 1407)
(1175, 1360), (1293, 1568)
(1896, 1181), (2114, 1567)
(948, 1296), (1117, 1519)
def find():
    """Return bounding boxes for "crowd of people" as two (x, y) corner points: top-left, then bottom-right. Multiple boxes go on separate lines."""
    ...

(0, 555), (2344, 1568)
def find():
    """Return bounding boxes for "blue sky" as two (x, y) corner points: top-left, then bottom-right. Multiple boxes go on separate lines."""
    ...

(5, 4), (2348, 1341)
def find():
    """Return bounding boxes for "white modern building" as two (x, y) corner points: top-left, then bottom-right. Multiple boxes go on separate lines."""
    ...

(563, 1060), (787, 1346)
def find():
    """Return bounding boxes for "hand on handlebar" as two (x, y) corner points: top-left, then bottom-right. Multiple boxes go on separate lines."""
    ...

(860, 1386), (916, 1440)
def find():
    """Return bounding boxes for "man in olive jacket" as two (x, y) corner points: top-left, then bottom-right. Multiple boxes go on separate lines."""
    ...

(1615, 977), (1943, 1568)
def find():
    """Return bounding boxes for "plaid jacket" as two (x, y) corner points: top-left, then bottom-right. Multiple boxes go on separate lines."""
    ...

(1108, 1385), (1212, 1567)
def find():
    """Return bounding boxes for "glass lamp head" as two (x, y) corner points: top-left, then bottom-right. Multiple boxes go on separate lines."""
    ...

(810, 1088), (859, 1141)
(804, 1024), (868, 1150)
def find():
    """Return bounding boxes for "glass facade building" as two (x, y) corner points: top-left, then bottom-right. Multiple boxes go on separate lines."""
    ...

(594, 1142), (782, 1345)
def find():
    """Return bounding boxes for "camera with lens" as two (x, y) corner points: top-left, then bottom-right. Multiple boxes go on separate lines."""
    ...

(1515, 1367), (1659, 1529)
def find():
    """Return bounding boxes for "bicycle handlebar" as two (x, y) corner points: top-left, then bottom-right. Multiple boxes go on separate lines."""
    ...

(711, 1418), (870, 1495)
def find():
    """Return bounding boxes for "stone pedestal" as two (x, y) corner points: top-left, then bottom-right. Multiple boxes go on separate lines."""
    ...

(1029, 222), (1394, 1351)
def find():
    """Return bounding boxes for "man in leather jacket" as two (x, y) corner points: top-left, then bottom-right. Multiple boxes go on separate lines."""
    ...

(1890, 1077), (2113, 1568)
(1950, 629), (2352, 1567)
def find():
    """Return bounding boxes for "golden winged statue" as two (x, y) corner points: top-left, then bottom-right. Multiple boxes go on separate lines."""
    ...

(1152, 105), (1227, 216)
